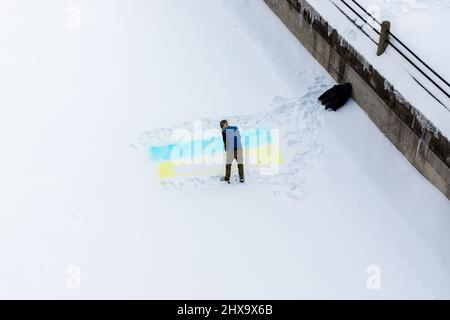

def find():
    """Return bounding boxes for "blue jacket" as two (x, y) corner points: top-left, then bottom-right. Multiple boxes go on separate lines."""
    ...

(222, 126), (242, 151)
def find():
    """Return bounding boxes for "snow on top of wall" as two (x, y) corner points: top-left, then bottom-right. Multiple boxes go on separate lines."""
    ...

(356, 0), (450, 84)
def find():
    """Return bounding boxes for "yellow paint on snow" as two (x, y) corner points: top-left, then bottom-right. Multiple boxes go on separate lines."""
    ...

(157, 145), (284, 179)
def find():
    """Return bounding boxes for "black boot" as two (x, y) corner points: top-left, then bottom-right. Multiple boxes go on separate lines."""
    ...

(238, 164), (244, 183)
(220, 176), (230, 184)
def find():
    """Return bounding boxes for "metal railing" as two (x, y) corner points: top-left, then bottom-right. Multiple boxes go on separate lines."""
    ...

(329, 0), (450, 111)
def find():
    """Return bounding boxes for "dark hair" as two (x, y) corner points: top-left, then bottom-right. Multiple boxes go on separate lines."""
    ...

(220, 120), (228, 129)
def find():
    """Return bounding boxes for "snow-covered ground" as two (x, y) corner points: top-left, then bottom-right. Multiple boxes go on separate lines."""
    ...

(0, 0), (449, 299)
(308, 0), (450, 139)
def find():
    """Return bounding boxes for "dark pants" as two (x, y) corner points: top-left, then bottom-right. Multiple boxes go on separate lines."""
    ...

(225, 148), (244, 180)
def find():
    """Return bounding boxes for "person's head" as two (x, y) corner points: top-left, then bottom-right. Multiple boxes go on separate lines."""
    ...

(220, 120), (229, 130)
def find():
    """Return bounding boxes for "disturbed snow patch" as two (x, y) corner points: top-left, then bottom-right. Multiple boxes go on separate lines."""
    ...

(139, 77), (327, 199)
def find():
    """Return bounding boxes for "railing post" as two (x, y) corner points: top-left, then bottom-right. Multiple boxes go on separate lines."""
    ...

(377, 21), (391, 56)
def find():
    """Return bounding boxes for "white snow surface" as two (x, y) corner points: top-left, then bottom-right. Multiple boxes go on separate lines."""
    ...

(308, 0), (450, 138)
(0, 0), (449, 299)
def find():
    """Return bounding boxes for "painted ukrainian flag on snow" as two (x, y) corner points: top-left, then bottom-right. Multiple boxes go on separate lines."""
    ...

(149, 128), (283, 179)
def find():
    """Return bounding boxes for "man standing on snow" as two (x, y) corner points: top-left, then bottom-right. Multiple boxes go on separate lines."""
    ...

(220, 120), (245, 183)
